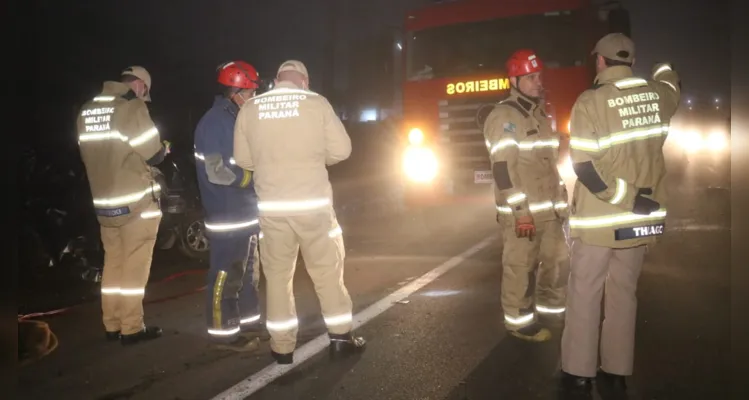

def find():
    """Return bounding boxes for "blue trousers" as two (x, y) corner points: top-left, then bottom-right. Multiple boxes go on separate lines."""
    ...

(205, 230), (260, 337)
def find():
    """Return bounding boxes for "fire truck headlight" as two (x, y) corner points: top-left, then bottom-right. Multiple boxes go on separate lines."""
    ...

(403, 146), (438, 183)
(408, 128), (424, 145)
(706, 130), (727, 151)
(558, 156), (575, 180)
(679, 129), (703, 152)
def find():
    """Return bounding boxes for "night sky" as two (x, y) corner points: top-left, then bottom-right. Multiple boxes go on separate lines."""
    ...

(621, 0), (730, 102)
(30, 0), (729, 149)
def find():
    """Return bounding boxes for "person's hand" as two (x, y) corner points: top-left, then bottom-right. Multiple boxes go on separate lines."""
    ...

(163, 140), (172, 155)
(515, 215), (536, 240)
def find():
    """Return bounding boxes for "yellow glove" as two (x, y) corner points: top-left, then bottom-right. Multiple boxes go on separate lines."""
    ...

(162, 140), (172, 155)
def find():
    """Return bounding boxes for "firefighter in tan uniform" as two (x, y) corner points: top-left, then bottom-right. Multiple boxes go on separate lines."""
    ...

(76, 66), (169, 345)
(483, 50), (570, 343)
(233, 60), (366, 364)
(559, 33), (680, 399)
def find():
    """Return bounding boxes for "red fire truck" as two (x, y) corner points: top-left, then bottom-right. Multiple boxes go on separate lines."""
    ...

(399, 0), (630, 208)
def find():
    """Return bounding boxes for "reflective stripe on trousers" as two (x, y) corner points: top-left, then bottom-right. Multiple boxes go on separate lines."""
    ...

(260, 212), (352, 354)
(99, 213), (161, 335)
(561, 239), (646, 377)
(500, 219), (569, 331)
(206, 232), (261, 336)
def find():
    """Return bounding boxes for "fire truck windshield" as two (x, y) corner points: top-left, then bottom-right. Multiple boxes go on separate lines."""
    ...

(407, 10), (587, 81)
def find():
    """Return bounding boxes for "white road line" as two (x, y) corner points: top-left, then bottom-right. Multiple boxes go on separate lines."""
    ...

(211, 235), (498, 400)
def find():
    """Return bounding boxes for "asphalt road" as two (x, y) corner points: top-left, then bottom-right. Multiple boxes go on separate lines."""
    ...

(18, 141), (731, 400)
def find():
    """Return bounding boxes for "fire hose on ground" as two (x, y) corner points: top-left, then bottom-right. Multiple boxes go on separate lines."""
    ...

(18, 269), (208, 321)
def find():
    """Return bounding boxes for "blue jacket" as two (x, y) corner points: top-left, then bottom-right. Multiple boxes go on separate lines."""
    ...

(194, 96), (259, 235)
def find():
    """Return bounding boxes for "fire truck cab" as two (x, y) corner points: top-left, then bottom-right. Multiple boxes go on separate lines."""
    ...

(399, 0), (630, 209)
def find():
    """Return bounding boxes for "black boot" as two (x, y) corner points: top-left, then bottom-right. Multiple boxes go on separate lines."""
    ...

(105, 331), (121, 342)
(121, 326), (162, 346)
(559, 371), (593, 400)
(271, 350), (293, 364)
(596, 369), (628, 400)
(329, 332), (366, 359)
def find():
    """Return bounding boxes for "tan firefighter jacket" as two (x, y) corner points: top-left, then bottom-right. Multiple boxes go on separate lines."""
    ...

(76, 81), (165, 227)
(568, 64), (680, 248)
(483, 88), (568, 225)
(232, 81), (352, 217)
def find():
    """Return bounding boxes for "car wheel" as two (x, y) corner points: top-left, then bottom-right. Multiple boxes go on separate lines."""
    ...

(178, 214), (210, 260)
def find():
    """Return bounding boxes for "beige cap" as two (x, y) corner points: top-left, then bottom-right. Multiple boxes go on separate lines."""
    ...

(591, 33), (635, 63)
(121, 66), (152, 101)
(277, 60), (309, 78)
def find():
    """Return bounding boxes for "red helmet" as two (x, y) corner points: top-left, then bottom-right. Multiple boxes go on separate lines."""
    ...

(506, 49), (544, 78)
(217, 61), (259, 89)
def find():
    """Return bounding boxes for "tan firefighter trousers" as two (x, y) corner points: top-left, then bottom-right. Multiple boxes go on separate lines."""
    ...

(99, 214), (161, 335)
(561, 238), (647, 377)
(259, 210), (353, 354)
(501, 219), (570, 331)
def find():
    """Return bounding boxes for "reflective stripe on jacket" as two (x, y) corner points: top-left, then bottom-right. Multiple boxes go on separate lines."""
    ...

(568, 64), (680, 248)
(483, 88), (568, 224)
(194, 96), (259, 235)
(233, 81), (351, 217)
(77, 81), (163, 227)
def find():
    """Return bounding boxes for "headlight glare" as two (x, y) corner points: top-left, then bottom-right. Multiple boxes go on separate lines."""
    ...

(403, 146), (438, 183)
(558, 156), (575, 179)
(408, 128), (424, 146)
(680, 129), (703, 152)
(706, 130), (727, 151)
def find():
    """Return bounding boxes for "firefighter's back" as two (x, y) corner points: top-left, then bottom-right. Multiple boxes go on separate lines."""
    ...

(76, 89), (159, 227)
(237, 82), (350, 216)
(593, 80), (669, 186)
(570, 63), (680, 248)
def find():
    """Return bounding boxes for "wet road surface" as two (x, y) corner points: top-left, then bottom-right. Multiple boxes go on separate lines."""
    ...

(18, 143), (731, 400)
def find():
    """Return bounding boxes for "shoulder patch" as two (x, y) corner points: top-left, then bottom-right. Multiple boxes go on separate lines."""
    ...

(503, 122), (516, 133)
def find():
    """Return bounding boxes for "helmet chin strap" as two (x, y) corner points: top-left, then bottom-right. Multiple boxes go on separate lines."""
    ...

(517, 84), (542, 104)
(511, 78), (540, 103)
(230, 90), (253, 105)
(522, 91), (541, 103)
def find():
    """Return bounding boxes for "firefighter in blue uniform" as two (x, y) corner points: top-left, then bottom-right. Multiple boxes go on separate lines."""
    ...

(194, 61), (264, 351)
